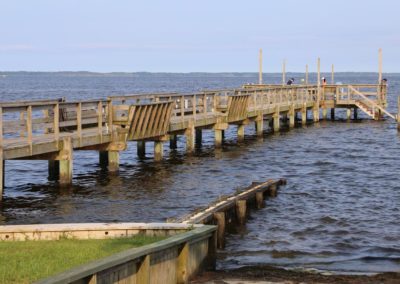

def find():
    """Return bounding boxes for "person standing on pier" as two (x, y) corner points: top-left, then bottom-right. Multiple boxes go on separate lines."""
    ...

(287, 78), (295, 85)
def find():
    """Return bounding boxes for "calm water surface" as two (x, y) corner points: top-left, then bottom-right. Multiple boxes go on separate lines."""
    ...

(0, 72), (399, 274)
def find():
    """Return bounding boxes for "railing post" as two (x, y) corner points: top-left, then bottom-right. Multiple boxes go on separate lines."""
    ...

(54, 103), (60, 141)
(77, 102), (82, 144)
(192, 95), (196, 118)
(97, 101), (103, 142)
(107, 99), (113, 134)
(27, 105), (33, 152)
(203, 93), (207, 114)
(180, 95), (185, 122)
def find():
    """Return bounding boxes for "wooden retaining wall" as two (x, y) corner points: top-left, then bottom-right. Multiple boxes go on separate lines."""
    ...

(6, 223), (216, 284)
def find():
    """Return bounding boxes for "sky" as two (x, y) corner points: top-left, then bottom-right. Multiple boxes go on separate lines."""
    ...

(0, 0), (399, 72)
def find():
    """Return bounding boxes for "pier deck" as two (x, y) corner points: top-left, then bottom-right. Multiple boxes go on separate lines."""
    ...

(0, 83), (389, 200)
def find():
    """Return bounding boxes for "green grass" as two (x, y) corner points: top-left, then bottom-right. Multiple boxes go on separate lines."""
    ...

(0, 235), (165, 284)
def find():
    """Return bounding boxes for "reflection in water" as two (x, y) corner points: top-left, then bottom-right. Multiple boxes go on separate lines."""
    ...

(1, 73), (400, 274)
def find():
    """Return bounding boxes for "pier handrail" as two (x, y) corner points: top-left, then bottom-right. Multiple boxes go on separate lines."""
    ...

(348, 85), (395, 120)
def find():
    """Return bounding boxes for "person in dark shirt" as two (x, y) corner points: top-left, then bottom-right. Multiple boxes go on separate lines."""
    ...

(287, 78), (295, 85)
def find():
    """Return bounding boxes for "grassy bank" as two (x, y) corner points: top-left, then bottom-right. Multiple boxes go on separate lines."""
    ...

(0, 235), (165, 284)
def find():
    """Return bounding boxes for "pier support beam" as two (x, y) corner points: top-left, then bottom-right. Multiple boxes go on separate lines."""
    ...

(195, 128), (202, 147)
(331, 108), (335, 120)
(48, 160), (60, 180)
(213, 212), (225, 249)
(313, 106), (320, 122)
(185, 124), (195, 153)
(215, 129), (223, 148)
(154, 141), (163, 161)
(322, 107), (328, 120)
(235, 200), (247, 225)
(268, 184), (278, 197)
(137, 141), (146, 158)
(255, 191), (265, 209)
(289, 105), (295, 128)
(169, 134), (177, 149)
(273, 105), (280, 132)
(255, 117), (263, 137)
(237, 125), (245, 142)
(107, 151), (119, 172)
(354, 108), (358, 120)
(59, 137), (73, 185)
(301, 105), (307, 126)
(346, 108), (351, 121)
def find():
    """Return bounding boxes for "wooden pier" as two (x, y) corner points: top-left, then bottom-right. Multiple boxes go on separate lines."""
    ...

(0, 78), (391, 200)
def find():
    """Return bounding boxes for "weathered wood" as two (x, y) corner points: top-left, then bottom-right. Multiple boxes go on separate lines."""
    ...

(214, 129), (223, 148)
(259, 49), (263, 84)
(154, 141), (163, 161)
(136, 255), (150, 284)
(108, 151), (119, 172)
(255, 117), (263, 136)
(268, 184), (278, 197)
(235, 200), (247, 225)
(255, 191), (264, 209)
(48, 160), (60, 180)
(347, 108), (352, 121)
(177, 242), (189, 284)
(237, 124), (245, 142)
(59, 137), (73, 185)
(185, 123), (195, 153)
(213, 212), (225, 249)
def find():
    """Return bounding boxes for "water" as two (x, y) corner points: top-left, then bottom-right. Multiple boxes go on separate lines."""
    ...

(0, 72), (399, 274)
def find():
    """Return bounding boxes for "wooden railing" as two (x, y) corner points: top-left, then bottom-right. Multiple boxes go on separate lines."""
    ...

(0, 83), (387, 151)
(0, 99), (109, 149)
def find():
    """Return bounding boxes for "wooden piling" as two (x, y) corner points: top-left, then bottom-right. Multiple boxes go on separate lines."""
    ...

(259, 49), (263, 84)
(301, 103), (307, 126)
(255, 191), (264, 209)
(255, 118), (263, 136)
(331, 108), (335, 120)
(108, 151), (119, 172)
(59, 137), (73, 185)
(378, 48), (382, 83)
(268, 184), (278, 197)
(273, 115), (280, 132)
(237, 124), (245, 142)
(354, 107), (358, 120)
(215, 129), (223, 148)
(313, 106), (320, 122)
(137, 141), (146, 158)
(305, 64), (309, 84)
(346, 108), (351, 121)
(289, 106), (295, 128)
(154, 141), (163, 161)
(235, 200), (247, 225)
(185, 124), (195, 153)
(282, 60), (286, 86)
(322, 108), (327, 120)
(213, 212), (225, 249)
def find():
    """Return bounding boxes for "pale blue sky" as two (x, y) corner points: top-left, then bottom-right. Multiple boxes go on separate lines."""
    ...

(0, 0), (399, 72)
